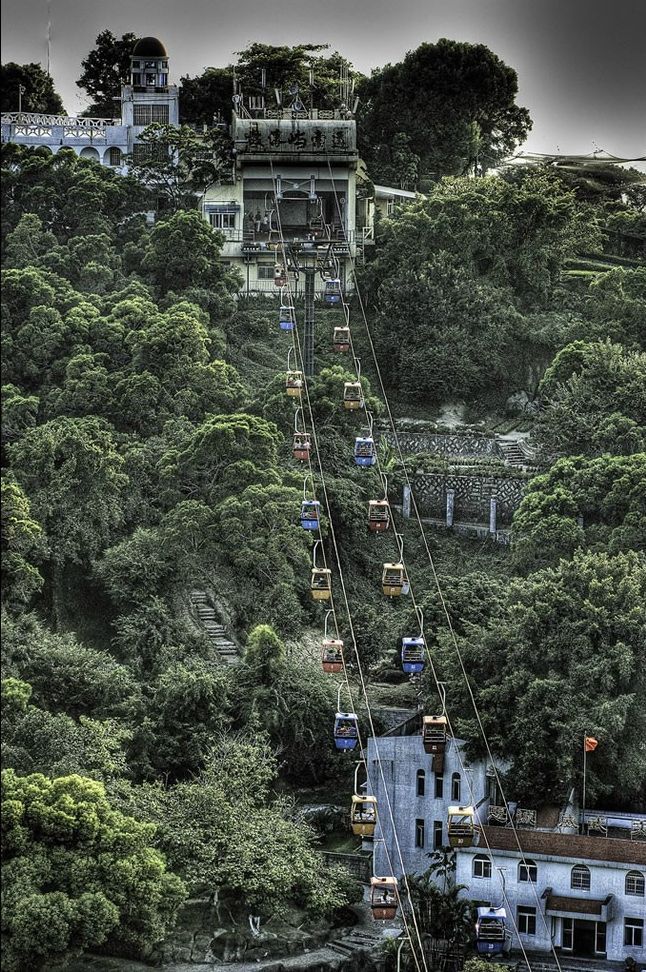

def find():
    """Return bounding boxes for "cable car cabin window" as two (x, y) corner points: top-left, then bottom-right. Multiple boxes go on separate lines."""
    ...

(518, 860), (537, 884)
(415, 818), (425, 849)
(433, 821), (443, 849)
(435, 773), (444, 799)
(624, 918), (644, 948)
(451, 773), (461, 802)
(258, 265), (275, 280)
(571, 865), (591, 891)
(416, 770), (425, 797)
(517, 906), (536, 936)
(473, 856), (492, 879)
(626, 871), (645, 896)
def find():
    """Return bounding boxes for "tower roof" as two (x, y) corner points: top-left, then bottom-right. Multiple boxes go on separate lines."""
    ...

(132, 37), (168, 57)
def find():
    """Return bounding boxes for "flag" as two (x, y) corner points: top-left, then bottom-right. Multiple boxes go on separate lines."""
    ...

(584, 736), (598, 752)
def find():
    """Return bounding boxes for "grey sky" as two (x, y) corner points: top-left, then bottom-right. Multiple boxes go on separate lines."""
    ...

(2, 0), (646, 159)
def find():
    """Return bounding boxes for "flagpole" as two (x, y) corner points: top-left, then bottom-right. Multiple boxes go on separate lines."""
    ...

(582, 733), (587, 835)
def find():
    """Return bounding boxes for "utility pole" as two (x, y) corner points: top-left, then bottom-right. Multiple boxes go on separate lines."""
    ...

(303, 265), (315, 377)
(18, 84), (25, 113)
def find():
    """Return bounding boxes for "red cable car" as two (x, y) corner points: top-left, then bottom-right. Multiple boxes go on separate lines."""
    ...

(368, 500), (390, 532)
(322, 638), (344, 673)
(370, 877), (399, 921)
(293, 432), (311, 462)
(333, 326), (351, 352)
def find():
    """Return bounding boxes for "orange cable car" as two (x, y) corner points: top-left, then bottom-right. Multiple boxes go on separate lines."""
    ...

(322, 638), (344, 673)
(368, 500), (390, 533)
(370, 876), (399, 921)
(293, 432), (311, 462)
(333, 326), (351, 352)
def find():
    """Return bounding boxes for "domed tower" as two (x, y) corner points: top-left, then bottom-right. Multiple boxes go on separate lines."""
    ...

(120, 36), (179, 156)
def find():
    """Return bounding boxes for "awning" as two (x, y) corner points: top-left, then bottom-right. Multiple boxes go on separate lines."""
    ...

(545, 894), (614, 921)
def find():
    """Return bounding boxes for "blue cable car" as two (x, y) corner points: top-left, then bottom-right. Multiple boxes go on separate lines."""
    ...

(354, 437), (376, 467)
(475, 907), (510, 956)
(279, 305), (295, 331)
(401, 636), (426, 674)
(300, 500), (320, 531)
(324, 278), (342, 305)
(334, 711), (359, 750)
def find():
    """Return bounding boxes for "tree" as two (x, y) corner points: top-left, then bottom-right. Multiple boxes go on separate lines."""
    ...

(179, 67), (233, 127)
(76, 30), (138, 117)
(357, 39), (532, 184)
(512, 455), (646, 571)
(234, 43), (360, 109)
(141, 210), (240, 294)
(435, 551), (646, 807)
(0, 476), (44, 607)
(0, 63), (64, 114)
(1, 769), (185, 970)
(536, 341), (646, 457)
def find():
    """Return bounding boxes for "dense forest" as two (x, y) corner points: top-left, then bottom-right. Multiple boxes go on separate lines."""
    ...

(1, 35), (646, 972)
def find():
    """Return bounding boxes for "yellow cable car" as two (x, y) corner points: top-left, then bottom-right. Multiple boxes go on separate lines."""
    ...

(447, 805), (476, 848)
(350, 795), (378, 837)
(310, 567), (332, 601)
(422, 715), (448, 755)
(286, 370), (304, 398)
(343, 381), (363, 410)
(370, 876), (399, 921)
(382, 562), (405, 597)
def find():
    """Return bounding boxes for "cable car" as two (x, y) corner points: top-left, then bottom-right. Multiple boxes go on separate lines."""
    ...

(350, 795), (378, 837)
(382, 562), (405, 597)
(354, 437), (376, 468)
(401, 636), (425, 674)
(322, 638), (344, 673)
(279, 305), (295, 331)
(334, 711), (359, 750)
(447, 805), (476, 848)
(286, 370), (304, 398)
(368, 500), (390, 532)
(300, 500), (320, 531)
(310, 567), (332, 601)
(333, 326), (351, 352)
(293, 432), (311, 462)
(274, 264), (287, 287)
(324, 278), (342, 305)
(422, 715), (448, 755)
(343, 382), (363, 410)
(370, 876), (398, 921)
(476, 907), (510, 956)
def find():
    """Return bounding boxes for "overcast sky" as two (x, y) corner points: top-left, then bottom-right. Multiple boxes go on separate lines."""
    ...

(2, 0), (645, 160)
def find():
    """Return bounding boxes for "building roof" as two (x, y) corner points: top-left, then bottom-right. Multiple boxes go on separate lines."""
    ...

(480, 825), (646, 866)
(132, 37), (168, 57)
(545, 895), (607, 916)
(373, 184), (417, 199)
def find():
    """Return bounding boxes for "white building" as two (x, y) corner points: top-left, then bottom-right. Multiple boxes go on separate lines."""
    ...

(367, 728), (646, 967)
(0, 36), (179, 170)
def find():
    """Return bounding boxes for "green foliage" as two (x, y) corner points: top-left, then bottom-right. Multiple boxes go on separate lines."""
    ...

(0, 476), (44, 607)
(0, 62), (64, 114)
(1, 769), (185, 970)
(141, 210), (240, 294)
(512, 455), (646, 570)
(536, 341), (646, 456)
(357, 38), (532, 183)
(77, 30), (138, 116)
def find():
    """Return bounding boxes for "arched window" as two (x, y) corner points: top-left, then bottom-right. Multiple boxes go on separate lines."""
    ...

(416, 769), (426, 797)
(473, 855), (491, 879)
(626, 870), (645, 896)
(451, 772), (461, 802)
(571, 865), (591, 891)
(519, 859), (537, 883)
(108, 147), (122, 167)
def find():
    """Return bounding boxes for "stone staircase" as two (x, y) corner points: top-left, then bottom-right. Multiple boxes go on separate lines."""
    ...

(189, 590), (239, 666)
(324, 928), (386, 960)
(498, 439), (528, 467)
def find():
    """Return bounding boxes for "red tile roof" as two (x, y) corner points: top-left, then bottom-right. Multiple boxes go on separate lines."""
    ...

(480, 826), (646, 866)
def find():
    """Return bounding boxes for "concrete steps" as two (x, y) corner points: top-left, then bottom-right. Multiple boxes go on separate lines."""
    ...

(498, 440), (528, 467)
(189, 590), (239, 665)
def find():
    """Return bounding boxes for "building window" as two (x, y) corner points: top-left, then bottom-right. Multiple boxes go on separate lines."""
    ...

(132, 73), (141, 86)
(595, 922), (606, 954)
(571, 864), (591, 891)
(473, 855), (491, 879)
(562, 918), (573, 950)
(624, 918), (643, 948)
(518, 859), (537, 883)
(451, 773), (461, 802)
(416, 770), (426, 797)
(108, 147), (122, 167)
(133, 104), (170, 126)
(257, 264), (275, 280)
(434, 773), (444, 799)
(626, 871), (645, 896)
(415, 819), (425, 849)
(433, 820), (443, 850)
(209, 212), (236, 232)
(517, 906), (536, 935)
